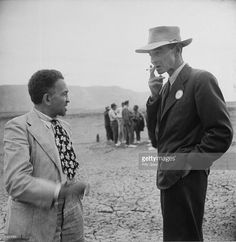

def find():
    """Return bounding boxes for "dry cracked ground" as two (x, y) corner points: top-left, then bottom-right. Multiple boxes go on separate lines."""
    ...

(0, 113), (236, 241)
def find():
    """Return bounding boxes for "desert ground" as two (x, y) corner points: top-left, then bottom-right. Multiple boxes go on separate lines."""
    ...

(0, 112), (236, 242)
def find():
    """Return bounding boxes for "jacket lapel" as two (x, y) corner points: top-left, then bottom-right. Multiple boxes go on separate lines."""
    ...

(26, 110), (63, 178)
(161, 65), (191, 121)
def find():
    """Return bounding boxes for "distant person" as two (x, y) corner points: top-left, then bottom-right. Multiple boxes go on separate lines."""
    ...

(122, 100), (136, 148)
(104, 106), (113, 142)
(132, 105), (145, 143)
(3, 69), (90, 242)
(116, 102), (125, 144)
(136, 26), (233, 241)
(108, 103), (119, 146)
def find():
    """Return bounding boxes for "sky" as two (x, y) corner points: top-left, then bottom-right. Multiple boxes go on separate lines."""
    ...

(0, 0), (236, 101)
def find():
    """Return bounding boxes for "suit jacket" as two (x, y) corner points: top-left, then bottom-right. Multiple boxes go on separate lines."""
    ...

(3, 110), (75, 241)
(146, 65), (233, 189)
(122, 107), (133, 126)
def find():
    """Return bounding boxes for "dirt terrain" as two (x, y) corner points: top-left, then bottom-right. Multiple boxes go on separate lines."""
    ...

(0, 113), (236, 242)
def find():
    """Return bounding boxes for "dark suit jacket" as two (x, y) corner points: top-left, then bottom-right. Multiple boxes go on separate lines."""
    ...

(146, 64), (233, 189)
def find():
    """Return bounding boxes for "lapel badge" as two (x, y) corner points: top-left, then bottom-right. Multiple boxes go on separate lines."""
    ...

(175, 89), (183, 100)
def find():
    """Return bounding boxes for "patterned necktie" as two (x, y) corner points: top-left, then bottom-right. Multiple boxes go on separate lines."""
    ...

(161, 80), (170, 114)
(51, 119), (79, 180)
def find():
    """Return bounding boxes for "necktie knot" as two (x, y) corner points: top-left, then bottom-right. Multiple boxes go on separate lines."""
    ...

(51, 119), (60, 127)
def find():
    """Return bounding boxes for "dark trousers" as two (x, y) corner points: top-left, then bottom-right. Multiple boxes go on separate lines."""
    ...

(110, 120), (118, 144)
(105, 125), (113, 141)
(160, 170), (208, 241)
(134, 130), (140, 141)
(124, 124), (134, 145)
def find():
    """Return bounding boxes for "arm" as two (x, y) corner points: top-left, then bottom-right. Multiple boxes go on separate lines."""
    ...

(187, 71), (233, 169)
(146, 66), (164, 148)
(146, 96), (162, 148)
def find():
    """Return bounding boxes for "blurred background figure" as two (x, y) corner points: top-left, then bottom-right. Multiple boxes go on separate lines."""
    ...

(108, 103), (119, 146)
(104, 106), (113, 143)
(132, 105), (145, 144)
(122, 100), (136, 148)
(116, 102), (125, 144)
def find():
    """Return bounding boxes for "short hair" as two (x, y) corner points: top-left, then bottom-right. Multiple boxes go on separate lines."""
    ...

(111, 103), (117, 109)
(28, 69), (64, 104)
(133, 105), (139, 110)
(124, 100), (129, 105)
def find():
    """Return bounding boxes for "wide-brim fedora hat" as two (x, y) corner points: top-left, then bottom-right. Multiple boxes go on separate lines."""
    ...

(135, 26), (192, 53)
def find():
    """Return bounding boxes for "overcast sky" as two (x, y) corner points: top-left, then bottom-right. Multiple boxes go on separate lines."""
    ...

(0, 0), (236, 101)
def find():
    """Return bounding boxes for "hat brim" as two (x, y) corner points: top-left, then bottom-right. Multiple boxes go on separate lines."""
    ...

(135, 38), (192, 53)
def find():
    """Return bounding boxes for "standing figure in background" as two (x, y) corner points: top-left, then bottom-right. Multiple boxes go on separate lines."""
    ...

(108, 103), (119, 146)
(122, 100), (136, 148)
(135, 26), (233, 241)
(116, 102), (125, 144)
(104, 106), (113, 142)
(3, 69), (89, 242)
(132, 105), (145, 143)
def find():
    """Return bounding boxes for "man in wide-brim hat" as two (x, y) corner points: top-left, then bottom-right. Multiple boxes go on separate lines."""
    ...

(136, 26), (233, 241)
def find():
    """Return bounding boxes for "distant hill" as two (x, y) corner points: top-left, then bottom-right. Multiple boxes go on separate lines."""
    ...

(0, 85), (149, 114)
(1, 85), (235, 116)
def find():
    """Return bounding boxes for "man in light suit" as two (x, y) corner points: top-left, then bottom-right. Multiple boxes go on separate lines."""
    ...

(4, 70), (89, 242)
(136, 26), (233, 241)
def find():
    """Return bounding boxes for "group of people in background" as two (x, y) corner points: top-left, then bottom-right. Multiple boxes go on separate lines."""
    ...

(104, 100), (145, 147)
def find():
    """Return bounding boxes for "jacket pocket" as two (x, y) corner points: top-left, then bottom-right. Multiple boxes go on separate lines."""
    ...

(6, 199), (34, 240)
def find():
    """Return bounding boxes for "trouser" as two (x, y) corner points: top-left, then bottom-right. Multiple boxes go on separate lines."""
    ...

(117, 118), (124, 142)
(110, 120), (118, 144)
(105, 125), (113, 141)
(160, 170), (208, 241)
(53, 194), (84, 242)
(123, 124), (134, 145)
(134, 130), (140, 141)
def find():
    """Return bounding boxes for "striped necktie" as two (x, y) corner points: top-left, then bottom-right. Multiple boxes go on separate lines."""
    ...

(161, 81), (170, 114)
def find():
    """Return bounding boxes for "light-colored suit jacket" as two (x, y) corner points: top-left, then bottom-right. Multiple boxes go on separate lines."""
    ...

(3, 110), (74, 241)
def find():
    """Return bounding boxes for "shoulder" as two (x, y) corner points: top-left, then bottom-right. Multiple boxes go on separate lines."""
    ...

(4, 112), (32, 140)
(5, 112), (29, 129)
(189, 68), (225, 103)
(190, 68), (218, 86)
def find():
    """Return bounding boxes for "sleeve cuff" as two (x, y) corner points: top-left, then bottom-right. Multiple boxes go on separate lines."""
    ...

(53, 183), (61, 203)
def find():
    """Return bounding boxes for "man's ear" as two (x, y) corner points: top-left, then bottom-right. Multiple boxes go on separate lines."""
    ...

(42, 93), (52, 106)
(175, 44), (182, 55)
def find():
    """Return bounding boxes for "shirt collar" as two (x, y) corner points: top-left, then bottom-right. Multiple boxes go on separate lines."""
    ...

(33, 108), (53, 121)
(33, 108), (55, 128)
(169, 62), (186, 86)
